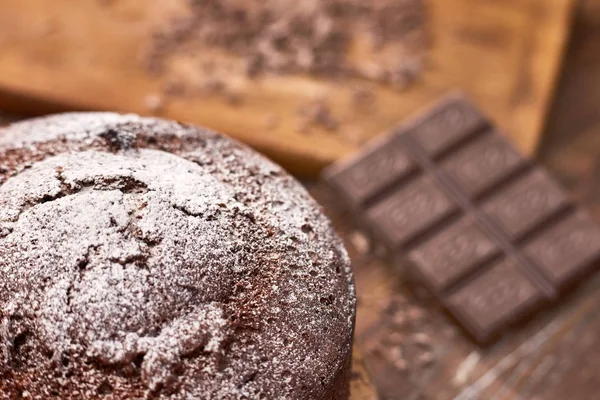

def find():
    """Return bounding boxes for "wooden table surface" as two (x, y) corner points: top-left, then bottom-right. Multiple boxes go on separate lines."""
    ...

(0, 0), (574, 177)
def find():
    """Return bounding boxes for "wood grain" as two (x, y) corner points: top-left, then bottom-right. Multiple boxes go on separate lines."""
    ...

(0, 0), (574, 177)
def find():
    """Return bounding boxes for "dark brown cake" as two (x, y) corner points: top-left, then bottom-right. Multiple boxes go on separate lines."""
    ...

(0, 113), (356, 399)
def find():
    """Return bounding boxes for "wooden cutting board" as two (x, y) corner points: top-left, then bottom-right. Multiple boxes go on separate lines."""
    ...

(0, 0), (574, 177)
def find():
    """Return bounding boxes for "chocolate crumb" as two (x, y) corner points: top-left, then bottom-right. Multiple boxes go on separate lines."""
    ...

(298, 100), (338, 132)
(406, 307), (425, 323)
(412, 332), (431, 348)
(416, 351), (435, 367)
(162, 81), (187, 97)
(389, 347), (403, 362)
(351, 88), (375, 110)
(348, 231), (370, 255)
(246, 54), (264, 78)
(364, 340), (382, 356)
(393, 358), (408, 372)
(351, 371), (363, 382)
(389, 59), (423, 89)
(201, 78), (225, 94)
(392, 311), (407, 328)
(225, 91), (244, 106)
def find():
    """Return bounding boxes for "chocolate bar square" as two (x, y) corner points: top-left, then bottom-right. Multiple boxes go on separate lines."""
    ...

(441, 132), (527, 199)
(324, 138), (416, 208)
(407, 217), (500, 293)
(365, 176), (458, 249)
(444, 258), (547, 343)
(407, 94), (488, 158)
(482, 169), (570, 241)
(523, 211), (600, 288)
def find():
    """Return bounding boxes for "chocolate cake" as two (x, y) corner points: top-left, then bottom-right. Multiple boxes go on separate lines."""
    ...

(0, 113), (356, 399)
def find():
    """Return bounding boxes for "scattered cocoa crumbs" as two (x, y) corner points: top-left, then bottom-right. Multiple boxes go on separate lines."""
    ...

(350, 371), (363, 382)
(224, 91), (244, 106)
(365, 341), (383, 357)
(351, 87), (375, 110)
(162, 80), (187, 97)
(389, 58), (424, 90)
(362, 293), (442, 394)
(200, 77), (225, 94)
(145, 0), (428, 84)
(298, 100), (338, 132)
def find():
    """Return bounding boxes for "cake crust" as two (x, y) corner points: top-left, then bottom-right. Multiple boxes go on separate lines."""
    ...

(0, 113), (355, 399)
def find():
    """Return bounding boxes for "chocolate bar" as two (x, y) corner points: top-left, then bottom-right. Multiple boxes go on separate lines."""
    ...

(322, 93), (600, 343)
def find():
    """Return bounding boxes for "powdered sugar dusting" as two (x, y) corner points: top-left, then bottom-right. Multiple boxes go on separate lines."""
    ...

(0, 113), (143, 148)
(0, 113), (355, 399)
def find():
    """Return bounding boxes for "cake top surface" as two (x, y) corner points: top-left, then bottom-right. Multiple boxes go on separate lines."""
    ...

(0, 113), (355, 399)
